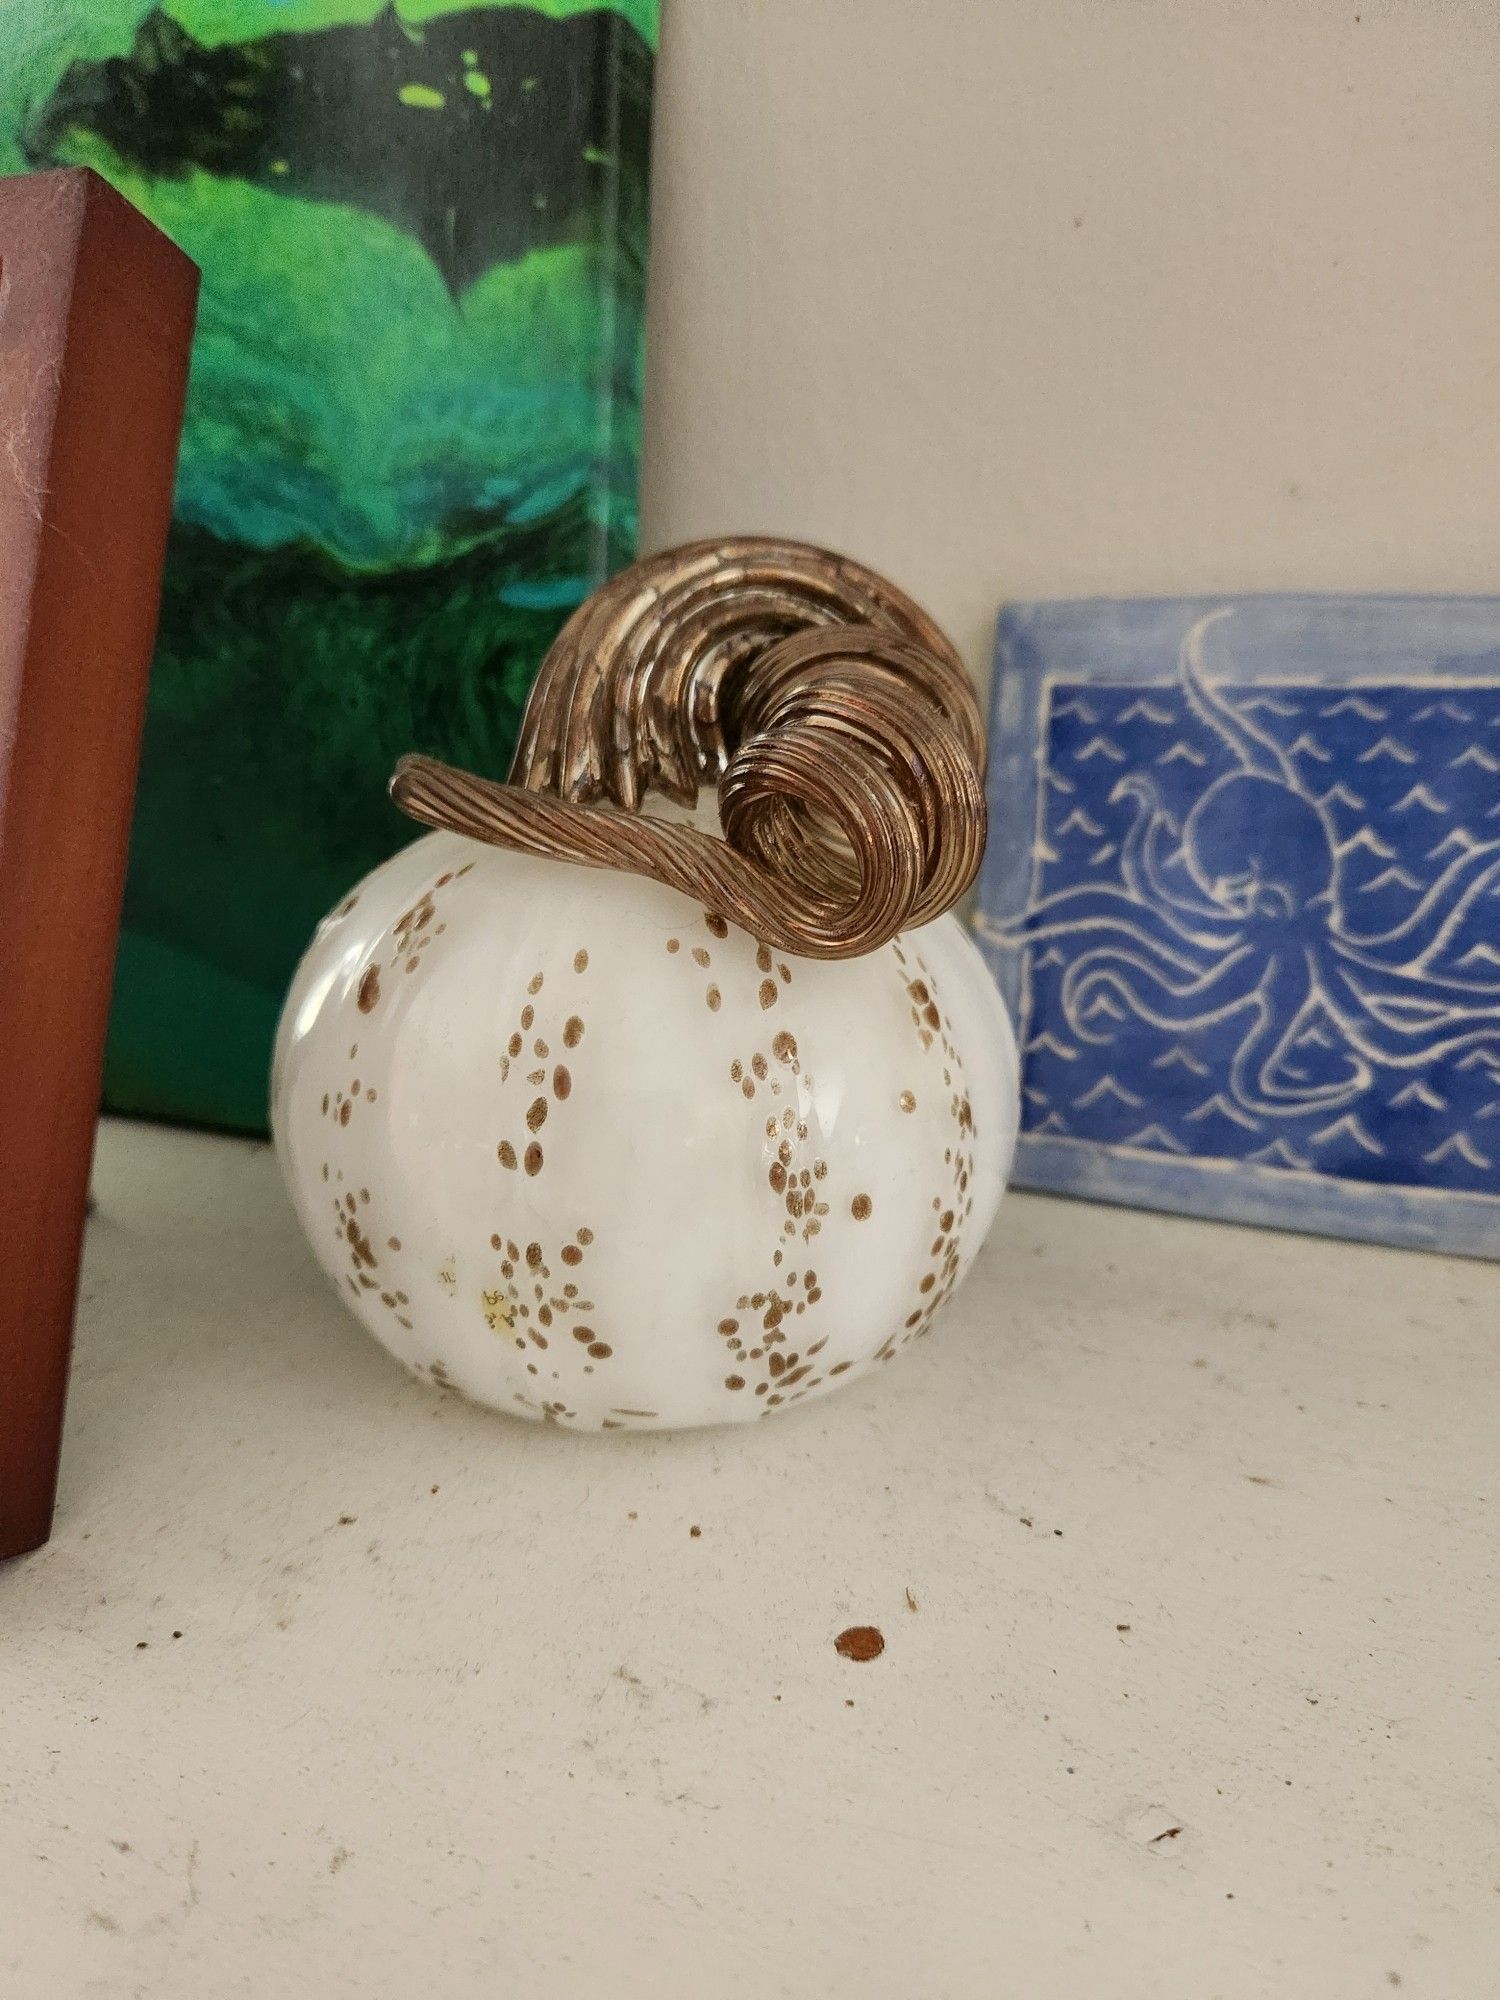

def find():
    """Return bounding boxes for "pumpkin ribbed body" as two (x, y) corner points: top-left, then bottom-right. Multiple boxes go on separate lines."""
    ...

(273, 831), (1018, 1429)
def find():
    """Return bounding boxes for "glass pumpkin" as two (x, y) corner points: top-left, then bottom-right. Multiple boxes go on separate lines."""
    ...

(272, 831), (1018, 1429)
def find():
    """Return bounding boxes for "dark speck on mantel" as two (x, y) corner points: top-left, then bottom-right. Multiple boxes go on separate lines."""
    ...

(835, 1626), (885, 1662)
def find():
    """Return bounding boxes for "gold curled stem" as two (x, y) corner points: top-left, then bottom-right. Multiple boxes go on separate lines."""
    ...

(390, 536), (987, 959)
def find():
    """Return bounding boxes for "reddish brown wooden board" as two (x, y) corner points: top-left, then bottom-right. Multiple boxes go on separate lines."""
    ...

(0, 168), (198, 1558)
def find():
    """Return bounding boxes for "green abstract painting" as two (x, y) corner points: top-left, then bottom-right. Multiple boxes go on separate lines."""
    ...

(1, 0), (655, 1130)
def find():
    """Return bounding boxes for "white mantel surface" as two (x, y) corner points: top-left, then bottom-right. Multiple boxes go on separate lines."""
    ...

(1, 1118), (1494, 1998)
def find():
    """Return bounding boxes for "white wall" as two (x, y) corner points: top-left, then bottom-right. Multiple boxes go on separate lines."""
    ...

(641, 0), (1500, 692)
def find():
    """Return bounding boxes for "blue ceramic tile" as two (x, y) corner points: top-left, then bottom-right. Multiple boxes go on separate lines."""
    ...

(977, 598), (1500, 1257)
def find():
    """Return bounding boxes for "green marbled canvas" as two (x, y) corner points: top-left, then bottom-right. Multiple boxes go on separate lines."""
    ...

(1, 0), (655, 1129)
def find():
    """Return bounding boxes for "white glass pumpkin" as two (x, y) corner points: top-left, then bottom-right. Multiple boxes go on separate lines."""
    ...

(272, 830), (1019, 1430)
